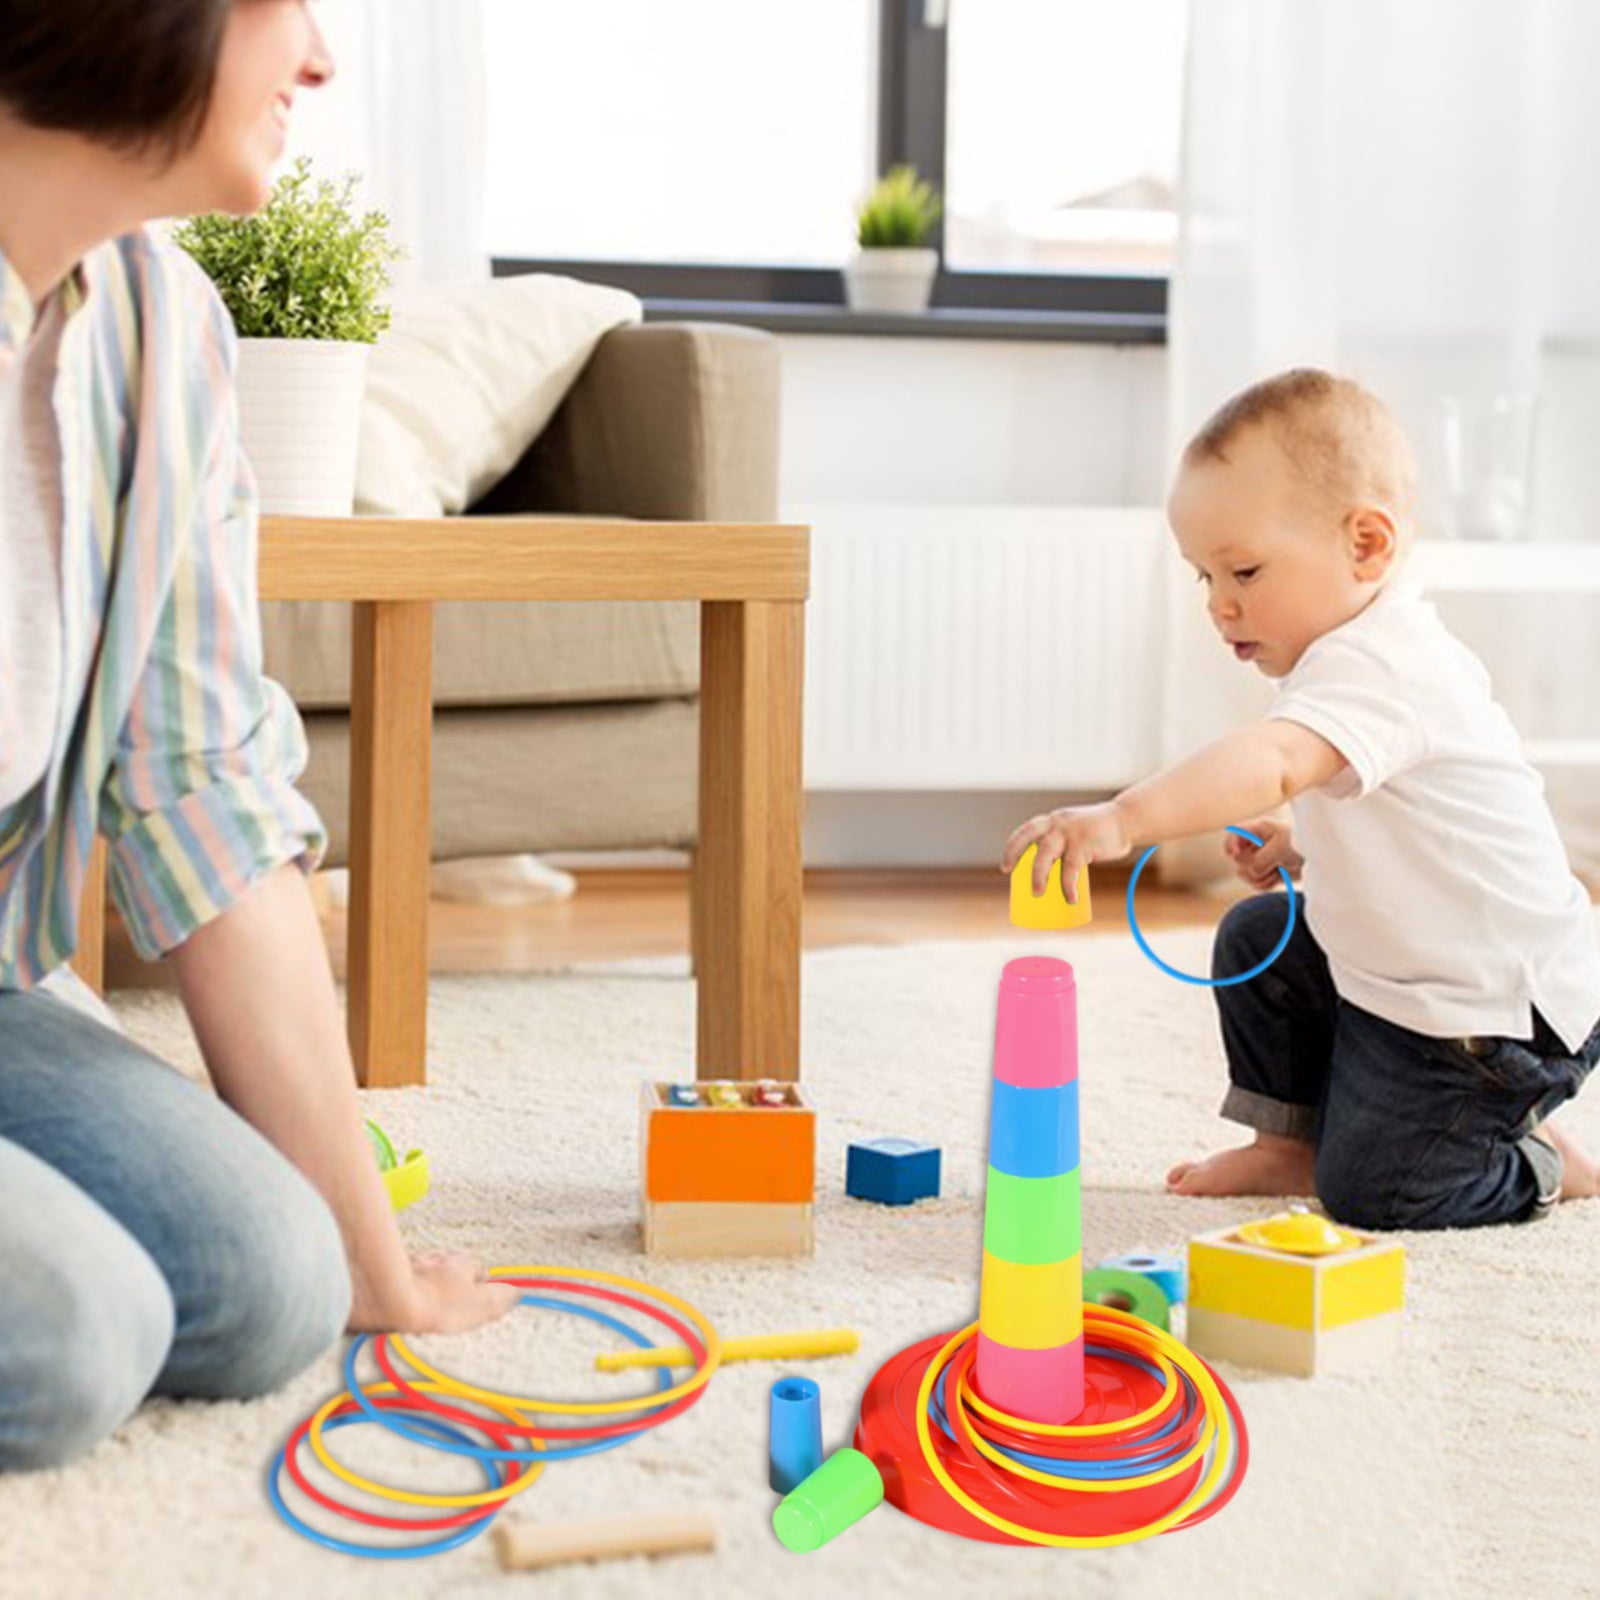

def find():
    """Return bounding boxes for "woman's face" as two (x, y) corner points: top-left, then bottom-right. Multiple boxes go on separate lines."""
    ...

(165, 0), (334, 215)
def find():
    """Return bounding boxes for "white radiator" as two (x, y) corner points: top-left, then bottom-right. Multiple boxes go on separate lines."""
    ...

(796, 504), (1170, 791)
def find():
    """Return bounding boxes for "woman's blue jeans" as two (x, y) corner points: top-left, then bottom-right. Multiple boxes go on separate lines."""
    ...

(1214, 892), (1600, 1230)
(0, 987), (350, 1471)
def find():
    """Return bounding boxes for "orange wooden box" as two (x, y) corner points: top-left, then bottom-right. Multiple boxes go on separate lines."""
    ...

(640, 1081), (815, 1204)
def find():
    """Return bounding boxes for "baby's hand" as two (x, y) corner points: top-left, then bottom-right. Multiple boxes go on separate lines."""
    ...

(1226, 818), (1304, 889)
(1001, 802), (1131, 902)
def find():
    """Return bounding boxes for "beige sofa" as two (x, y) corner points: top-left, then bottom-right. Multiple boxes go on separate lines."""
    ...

(260, 320), (781, 865)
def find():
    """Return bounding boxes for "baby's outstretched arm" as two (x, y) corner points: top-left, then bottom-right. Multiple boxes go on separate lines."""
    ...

(1118, 720), (1344, 845)
(1001, 720), (1345, 894)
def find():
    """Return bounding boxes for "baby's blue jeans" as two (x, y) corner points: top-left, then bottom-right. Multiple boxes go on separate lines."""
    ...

(0, 987), (350, 1471)
(1214, 892), (1600, 1229)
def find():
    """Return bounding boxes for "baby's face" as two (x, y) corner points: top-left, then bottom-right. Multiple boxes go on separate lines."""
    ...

(1166, 427), (1388, 679)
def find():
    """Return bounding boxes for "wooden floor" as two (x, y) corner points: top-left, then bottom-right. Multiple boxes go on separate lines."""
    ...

(103, 865), (1228, 989)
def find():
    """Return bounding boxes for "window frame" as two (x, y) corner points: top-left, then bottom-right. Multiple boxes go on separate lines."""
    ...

(488, 0), (1169, 339)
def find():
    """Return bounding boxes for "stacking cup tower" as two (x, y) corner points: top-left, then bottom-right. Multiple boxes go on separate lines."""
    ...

(852, 944), (1249, 1546)
(977, 957), (1083, 1424)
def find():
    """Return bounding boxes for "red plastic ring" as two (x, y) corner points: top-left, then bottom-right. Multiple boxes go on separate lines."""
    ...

(371, 1277), (708, 1443)
(283, 1392), (528, 1531)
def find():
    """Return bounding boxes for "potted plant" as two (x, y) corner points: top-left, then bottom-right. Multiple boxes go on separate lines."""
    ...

(844, 165), (943, 315)
(174, 158), (401, 515)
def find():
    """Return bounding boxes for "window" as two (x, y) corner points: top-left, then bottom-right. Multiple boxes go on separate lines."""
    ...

(944, 0), (1186, 276)
(483, 0), (1183, 331)
(481, 0), (877, 267)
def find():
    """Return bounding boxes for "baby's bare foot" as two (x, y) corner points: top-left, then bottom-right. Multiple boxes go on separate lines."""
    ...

(1539, 1118), (1600, 1200)
(1166, 1134), (1317, 1198)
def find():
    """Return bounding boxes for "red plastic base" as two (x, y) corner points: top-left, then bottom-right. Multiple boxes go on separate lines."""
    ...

(853, 1331), (1203, 1545)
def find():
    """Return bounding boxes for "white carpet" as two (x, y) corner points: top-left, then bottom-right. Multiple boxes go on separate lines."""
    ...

(2, 928), (1598, 1600)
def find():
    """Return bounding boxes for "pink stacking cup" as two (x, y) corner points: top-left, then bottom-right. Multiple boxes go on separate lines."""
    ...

(992, 957), (1078, 1089)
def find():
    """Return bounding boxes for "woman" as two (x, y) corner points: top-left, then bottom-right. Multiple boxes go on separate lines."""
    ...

(0, 0), (517, 1472)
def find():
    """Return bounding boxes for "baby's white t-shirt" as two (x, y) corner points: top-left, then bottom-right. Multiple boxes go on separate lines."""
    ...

(1266, 575), (1600, 1054)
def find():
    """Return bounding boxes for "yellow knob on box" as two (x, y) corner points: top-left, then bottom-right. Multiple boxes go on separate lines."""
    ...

(1009, 844), (1093, 930)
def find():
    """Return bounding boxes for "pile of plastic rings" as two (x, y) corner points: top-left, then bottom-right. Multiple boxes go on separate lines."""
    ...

(916, 1303), (1247, 1546)
(267, 1265), (722, 1560)
(856, 1301), (1247, 1548)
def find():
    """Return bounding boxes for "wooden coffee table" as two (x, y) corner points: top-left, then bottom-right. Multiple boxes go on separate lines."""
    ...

(76, 514), (809, 1090)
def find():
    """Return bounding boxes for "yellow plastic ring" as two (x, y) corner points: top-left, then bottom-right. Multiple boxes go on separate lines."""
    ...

(914, 1308), (1236, 1547)
(954, 1314), (1208, 1493)
(960, 1306), (1181, 1437)
(307, 1379), (547, 1509)
(387, 1265), (722, 1416)
(954, 1356), (1213, 1494)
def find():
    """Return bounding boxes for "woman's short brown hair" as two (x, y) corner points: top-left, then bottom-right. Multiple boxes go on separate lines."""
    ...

(0, 0), (232, 162)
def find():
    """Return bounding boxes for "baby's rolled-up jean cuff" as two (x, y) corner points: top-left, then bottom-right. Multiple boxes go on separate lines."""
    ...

(1517, 1129), (1563, 1216)
(1220, 1085), (1318, 1141)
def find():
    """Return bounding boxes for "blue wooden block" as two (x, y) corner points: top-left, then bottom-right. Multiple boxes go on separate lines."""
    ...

(846, 1138), (941, 1206)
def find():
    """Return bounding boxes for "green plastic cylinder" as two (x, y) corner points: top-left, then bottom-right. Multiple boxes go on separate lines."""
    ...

(772, 1447), (884, 1553)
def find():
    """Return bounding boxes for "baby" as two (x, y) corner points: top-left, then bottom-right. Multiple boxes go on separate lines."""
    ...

(1001, 368), (1600, 1229)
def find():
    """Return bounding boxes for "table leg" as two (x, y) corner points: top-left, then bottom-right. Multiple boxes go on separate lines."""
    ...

(347, 600), (433, 1088)
(695, 599), (804, 1081)
(71, 837), (108, 994)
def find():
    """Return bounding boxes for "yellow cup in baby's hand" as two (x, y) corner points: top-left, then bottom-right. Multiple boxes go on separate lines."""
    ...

(1009, 844), (1093, 930)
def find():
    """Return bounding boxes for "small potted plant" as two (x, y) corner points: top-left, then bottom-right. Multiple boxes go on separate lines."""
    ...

(844, 165), (943, 315)
(174, 158), (401, 515)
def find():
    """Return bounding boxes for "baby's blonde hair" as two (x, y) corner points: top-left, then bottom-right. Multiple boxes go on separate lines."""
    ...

(1186, 368), (1417, 535)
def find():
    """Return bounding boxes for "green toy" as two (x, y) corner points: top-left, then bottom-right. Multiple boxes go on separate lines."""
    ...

(364, 1118), (430, 1211)
(1081, 1266), (1172, 1332)
(772, 1447), (885, 1553)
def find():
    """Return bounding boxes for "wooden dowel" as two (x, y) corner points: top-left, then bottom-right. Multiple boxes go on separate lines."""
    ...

(492, 1511), (719, 1572)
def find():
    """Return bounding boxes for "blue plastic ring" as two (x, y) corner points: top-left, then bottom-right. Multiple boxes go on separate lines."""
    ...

(267, 1406), (505, 1560)
(343, 1292), (673, 1464)
(1126, 828), (1297, 987)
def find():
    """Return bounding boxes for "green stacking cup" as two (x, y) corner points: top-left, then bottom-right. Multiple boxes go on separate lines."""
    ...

(772, 1447), (885, 1553)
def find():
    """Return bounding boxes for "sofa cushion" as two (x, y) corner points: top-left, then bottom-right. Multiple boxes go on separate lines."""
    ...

(355, 274), (641, 517)
(296, 697), (699, 863)
(262, 595), (699, 711)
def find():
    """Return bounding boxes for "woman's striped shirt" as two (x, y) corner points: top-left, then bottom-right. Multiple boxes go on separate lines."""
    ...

(0, 226), (326, 989)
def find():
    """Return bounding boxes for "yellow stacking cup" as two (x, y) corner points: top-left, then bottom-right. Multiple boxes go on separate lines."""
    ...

(1010, 845), (1093, 930)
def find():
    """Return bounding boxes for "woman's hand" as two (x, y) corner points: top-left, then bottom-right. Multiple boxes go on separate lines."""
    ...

(1226, 817), (1304, 889)
(406, 1251), (523, 1334)
(1000, 801), (1132, 901)
(350, 1250), (522, 1336)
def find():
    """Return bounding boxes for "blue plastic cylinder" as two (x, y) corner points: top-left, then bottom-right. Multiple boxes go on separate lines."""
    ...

(1098, 1250), (1187, 1306)
(768, 1376), (823, 1494)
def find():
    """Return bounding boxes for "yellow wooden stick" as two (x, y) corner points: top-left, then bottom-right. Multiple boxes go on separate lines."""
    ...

(596, 1327), (860, 1372)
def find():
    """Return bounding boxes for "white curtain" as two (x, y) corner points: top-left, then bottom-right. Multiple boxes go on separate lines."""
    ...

(1164, 0), (1600, 880)
(283, 0), (488, 288)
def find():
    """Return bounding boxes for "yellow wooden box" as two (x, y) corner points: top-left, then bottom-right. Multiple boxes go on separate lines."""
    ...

(1186, 1219), (1406, 1377)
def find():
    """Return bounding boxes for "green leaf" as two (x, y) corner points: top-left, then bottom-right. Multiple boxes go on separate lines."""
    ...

(855, 164), (943, 249)
(171, 156), (403, 342)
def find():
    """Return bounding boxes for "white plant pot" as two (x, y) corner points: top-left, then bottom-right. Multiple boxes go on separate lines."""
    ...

(234, 338), (370, 516)
(843, 247), (939, 314)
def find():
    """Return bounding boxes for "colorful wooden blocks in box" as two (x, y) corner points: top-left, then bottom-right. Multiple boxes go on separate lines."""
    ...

(845, 1138), (941, 1206)
(1185, 1209), (1406, 1377)
(640, 1081), (815, 1258)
